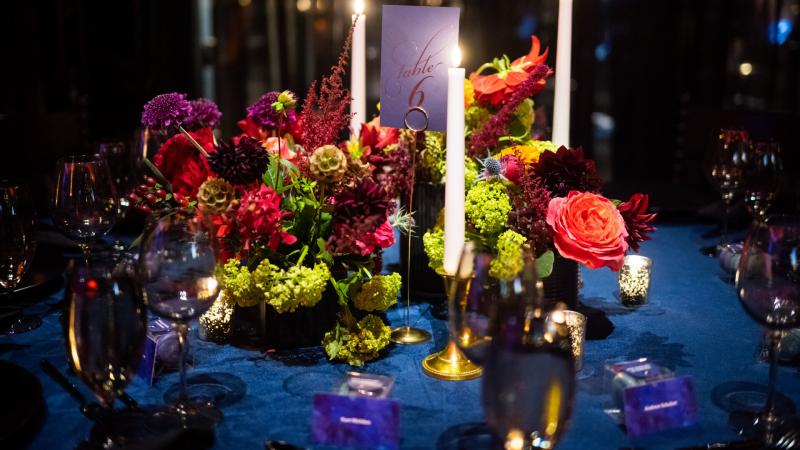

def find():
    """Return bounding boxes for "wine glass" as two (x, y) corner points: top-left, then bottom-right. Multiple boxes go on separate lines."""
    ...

(66, 256), (147, 408)
(139, 213), (222, 429)
(52, 155), (118, 261)
(742, 142), (783, 224)
(0, 181), (40, 334)
(453, 242), (576, 448)
(707, 129), (749, 254)
(734, 215), (800, 445)
(97, 140), (143, 216)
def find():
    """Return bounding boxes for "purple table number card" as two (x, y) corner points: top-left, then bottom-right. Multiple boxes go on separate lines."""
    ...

(380, 5), (460, 132)
(622, 375), (698, 436)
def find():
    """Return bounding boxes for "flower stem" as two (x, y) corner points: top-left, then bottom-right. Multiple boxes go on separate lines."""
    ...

(177, 125), (210, 158)
(296, 245), (309, 267)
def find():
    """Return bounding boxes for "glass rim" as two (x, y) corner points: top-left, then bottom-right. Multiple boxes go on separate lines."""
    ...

(57, 154), (104, 165)
(623, 254), (652, 266)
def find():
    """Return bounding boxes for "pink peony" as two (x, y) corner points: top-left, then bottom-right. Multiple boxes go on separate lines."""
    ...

(546, 191), (629, 271)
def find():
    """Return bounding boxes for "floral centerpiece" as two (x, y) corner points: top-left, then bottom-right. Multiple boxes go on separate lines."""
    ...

(421, 35), (656, 297)
(130, 27), (409, 366)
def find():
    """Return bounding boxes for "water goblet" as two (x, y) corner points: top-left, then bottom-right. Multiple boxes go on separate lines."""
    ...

(733, 214), (800, 445)
(52, 155), (118, 261)
(139, 213), (222, 429)
(0, 181), (40, 334)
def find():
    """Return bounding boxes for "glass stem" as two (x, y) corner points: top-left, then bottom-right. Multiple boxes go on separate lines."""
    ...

(721, 198), (730, 247)
(176, 322), (190, 403)
(763, 329), (782, 439)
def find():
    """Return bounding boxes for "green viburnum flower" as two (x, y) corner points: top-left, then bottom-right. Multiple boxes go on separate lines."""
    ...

(423, 228), (445, 272)
(323, 315), (391, 367)
(465, 157), (479, 190)
(489, 230), (527, 280)
(220, 260), (260, 307)
(466, 105), (491, 132)
(420, 131), (447, 183)
(253, 260), (331, 313)
(352, 273), (402, 312)
(465, 181), (512, 236)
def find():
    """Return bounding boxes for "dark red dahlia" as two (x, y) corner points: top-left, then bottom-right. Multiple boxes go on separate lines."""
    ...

(617, 193), (656, 252)
(153, 127), (215, 198)
(532, 146), (603, 197)
(368, 138), (413, 198)
(327, 179), (393, 255)
(208, 137), (269, 186)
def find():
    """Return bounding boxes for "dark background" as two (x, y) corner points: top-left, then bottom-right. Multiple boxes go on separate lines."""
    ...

(2, 0), (799, 219)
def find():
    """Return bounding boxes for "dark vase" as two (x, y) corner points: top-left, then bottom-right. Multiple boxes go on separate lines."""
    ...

(227, 287), (340, 350)
(399, 181), (446, 300)
(542, 252), (579, 310)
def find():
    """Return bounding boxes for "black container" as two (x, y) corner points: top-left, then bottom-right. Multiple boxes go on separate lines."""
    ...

(542, 252), (579, 310)
(399, 181), (445, 300)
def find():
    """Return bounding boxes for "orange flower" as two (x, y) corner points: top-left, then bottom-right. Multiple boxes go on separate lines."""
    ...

(469, 36), (549, 107)
(546, 191), (629, 271)
(464, 78), (475, 108)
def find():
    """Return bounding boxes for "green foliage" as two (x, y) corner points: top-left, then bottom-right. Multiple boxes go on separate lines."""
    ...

(419, 131), (447, 183)
(535, 250), (554, 279)
(488, 230), (526, 280)
(465, 181), (512, 236)
(352, 273), (401, 312)
(422, 228), (445, 272)
(323, 314), (391, 366)
(507, 98), (534, 137)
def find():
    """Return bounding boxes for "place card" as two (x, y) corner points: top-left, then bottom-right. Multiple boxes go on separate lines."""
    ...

(311, 393), (400, 449)
(622, 375), (698, 436)
(379, 5), (460, 132)
(136, 334), (158, 386)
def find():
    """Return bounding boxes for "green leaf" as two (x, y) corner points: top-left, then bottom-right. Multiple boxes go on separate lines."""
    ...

(611, 199), (623, 207)
(143, 159), (173, 193)
(536, 250), (555, 279)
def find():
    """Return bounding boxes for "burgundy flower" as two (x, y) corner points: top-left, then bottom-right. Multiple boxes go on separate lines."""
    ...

(510, 172), (552, 255)
(327, 179), (393, 255)
(152, 127), (215, 197)
(500, 155), (523, 184)
(368, 137), (412, 198)
(184, 98), (222, 130)
(236, 184), (297, 251)
(532, 146), (603, 197)
(617, 193), (656, 252)
(208, 137), (269, 186)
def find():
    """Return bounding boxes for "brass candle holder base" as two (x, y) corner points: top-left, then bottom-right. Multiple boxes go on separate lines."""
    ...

(422, 340), (482, 381)
(390, 326), (431, 344)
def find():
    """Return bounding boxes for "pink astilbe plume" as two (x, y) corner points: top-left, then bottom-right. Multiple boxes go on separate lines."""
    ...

(468, 64), (552, 156)
(296, 22), (356, 154)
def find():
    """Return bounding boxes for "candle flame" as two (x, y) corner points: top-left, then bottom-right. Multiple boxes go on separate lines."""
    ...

(354, 0), (364, 15)
(451, 45), (462, 67)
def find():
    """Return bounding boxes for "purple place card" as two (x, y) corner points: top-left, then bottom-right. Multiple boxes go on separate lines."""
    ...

(380, 5), (460, 132)
(622, 375), (698, 436)
(311, 392), (400, 450)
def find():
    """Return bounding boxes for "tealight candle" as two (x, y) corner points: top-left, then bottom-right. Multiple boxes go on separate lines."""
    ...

(562, 310), (586, 372)
(619, 255), (653, 306)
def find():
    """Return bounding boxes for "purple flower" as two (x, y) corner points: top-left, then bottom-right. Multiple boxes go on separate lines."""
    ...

(141, 93), (192, 129)
(247, 91), (282, 129)
(184, 98), (222, 130)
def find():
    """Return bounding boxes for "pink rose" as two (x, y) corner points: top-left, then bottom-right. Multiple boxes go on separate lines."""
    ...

(546, 191), (629, 271)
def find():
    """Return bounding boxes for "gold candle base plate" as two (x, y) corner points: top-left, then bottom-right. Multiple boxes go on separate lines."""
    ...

(421, 340), (482, 381)
(390, 326), (431, 344)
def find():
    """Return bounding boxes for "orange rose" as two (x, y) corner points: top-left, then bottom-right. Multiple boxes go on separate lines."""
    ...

(546, 191), (629, 271)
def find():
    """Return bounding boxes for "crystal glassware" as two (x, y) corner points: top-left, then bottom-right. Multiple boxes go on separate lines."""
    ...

(52, 155), (118, 260)
(742, 142), (783, 224)
(97, 140), (143, 216)
(734, 215), (800, 444)
(708, 129), (749, 252)
(66, 256), (147, 407)
(0, 181), (40, 334)
(139, 213), (222, 429)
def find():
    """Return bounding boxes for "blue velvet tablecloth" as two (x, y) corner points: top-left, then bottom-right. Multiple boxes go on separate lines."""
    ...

(3, 224), (800, 449)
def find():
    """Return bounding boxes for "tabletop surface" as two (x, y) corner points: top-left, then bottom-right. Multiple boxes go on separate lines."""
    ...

(3, 224), (799, 450)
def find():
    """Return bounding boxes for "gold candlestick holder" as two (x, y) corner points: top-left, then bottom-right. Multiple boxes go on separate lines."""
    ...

(421, 273), (482, 380)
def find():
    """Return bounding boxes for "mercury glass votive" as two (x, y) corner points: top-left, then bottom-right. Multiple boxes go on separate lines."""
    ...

(561, 310), (587, 372)
(619, 255), (653, 306)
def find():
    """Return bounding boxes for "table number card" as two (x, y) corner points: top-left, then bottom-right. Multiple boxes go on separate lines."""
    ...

(380, 5), (459, 132)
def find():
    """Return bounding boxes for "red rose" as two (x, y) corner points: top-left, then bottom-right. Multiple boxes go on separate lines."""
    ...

(153, 128), (215, 198)
(546, 191), (629, 271)
(500, 155), (523, 184)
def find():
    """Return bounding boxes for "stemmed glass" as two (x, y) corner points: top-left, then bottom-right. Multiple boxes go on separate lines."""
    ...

(453, 242), (576, 448)
(139, 213), (222, 429)
(707, 129), (749, 254)
(97, 141), (143, 216)
(734, 215), (800, 445)
(0, 181), (40, 334)
(52, 155), (118, 261)
(742, 142), (783, 224)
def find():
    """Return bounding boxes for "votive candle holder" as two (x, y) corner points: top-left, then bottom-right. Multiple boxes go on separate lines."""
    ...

(619, 255), (653, 306)
(562, 310), (587, 372)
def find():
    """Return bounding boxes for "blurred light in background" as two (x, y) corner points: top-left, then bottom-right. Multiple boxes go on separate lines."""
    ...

(739, 61), (753, 76)
(768, 18), (794, 46)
